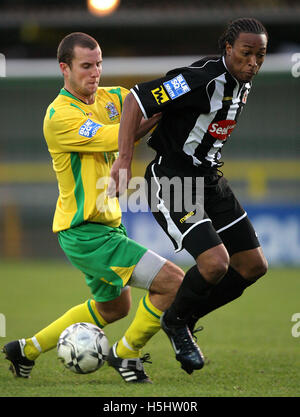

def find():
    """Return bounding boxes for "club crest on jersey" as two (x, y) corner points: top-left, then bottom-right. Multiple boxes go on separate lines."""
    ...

(163, 74), (191, 100)
(242, 89), (249, 104)
(79, 119), (102, 138)
(105, 102), (119, 120)
(151, 85), (169, 105)
(208, 120), (237, 141)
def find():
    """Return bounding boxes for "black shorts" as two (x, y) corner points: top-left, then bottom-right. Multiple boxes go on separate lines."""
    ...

(144, 158), (260, 259)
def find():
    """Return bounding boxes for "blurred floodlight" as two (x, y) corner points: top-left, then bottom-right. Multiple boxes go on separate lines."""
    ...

(87, 0), (120, 16)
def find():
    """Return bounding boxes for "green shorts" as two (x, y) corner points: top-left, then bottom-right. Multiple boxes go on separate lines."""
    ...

(58, 222), (147, 302)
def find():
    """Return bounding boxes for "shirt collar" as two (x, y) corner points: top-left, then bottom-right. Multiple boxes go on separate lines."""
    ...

(222, 55), (240, 85)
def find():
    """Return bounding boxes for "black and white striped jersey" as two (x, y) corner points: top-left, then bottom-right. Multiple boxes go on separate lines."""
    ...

(131, 56), (251, 175)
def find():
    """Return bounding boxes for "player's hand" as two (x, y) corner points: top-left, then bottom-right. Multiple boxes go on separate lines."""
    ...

(107, 157), (131, 197)
(152, 112), (162, 122)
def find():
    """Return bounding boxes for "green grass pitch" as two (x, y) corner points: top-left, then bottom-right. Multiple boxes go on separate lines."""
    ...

(0, 260), (300, 398)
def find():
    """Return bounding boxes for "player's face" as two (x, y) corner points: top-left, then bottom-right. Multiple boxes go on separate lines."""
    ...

(66, 45), (102, 99)
(225, 32), (267, 83)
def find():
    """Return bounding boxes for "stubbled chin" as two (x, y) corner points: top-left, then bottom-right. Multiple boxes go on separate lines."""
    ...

(86, 85), (98, 94)
(238, 74), (254, 83)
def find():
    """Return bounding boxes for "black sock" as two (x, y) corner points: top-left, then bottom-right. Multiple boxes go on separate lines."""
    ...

(164, 265), (214, 326)
(187, 266), (255, 330)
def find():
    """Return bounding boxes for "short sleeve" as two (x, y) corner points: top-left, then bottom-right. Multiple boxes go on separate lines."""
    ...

(131, 66), (209, 118)
(44, 104), (119, 153)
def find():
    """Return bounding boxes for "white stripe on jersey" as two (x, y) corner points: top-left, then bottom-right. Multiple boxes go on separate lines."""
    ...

(227, 82), (243, 120)
(131, 87), (149, 119)
(205, 79), (241, 165)
(183, 73), (226, 167)
(188, 58), (221, 69)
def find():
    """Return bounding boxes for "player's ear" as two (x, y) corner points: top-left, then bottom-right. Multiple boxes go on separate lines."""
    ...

(59, 62), (70, 77)
(225, 41), (232, 57)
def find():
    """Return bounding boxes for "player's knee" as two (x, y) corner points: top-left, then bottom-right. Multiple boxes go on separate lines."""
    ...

(197, 247), (230, 284)
(164, 261), (184, 293)
(199, 261), (229, 284)
(149, 260), (184, 297)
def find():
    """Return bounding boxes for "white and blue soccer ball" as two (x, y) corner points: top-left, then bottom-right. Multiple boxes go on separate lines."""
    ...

(57, 322), (109, 374)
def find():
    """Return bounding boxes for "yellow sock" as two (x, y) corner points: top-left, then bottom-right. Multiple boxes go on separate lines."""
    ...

(24, 299), (107, 361)
(116, 293), (162, 358)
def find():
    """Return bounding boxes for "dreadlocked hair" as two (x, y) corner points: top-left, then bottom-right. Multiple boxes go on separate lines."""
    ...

(218, 18), (268, 55)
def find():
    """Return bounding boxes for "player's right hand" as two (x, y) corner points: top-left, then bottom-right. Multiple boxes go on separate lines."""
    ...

(107, 157), (132, 198)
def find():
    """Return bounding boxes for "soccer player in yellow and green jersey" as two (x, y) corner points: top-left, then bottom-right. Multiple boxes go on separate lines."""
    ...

(44, 85), (126, 232)
(2, 32), (184, 383)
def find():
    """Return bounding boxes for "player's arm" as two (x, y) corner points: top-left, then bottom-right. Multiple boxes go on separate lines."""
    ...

(118, 84), (161, 139)
(44, 107), (159, 154)
(108, 73), (179, 197)
(108, 93), (144, 197)
(136, 111), (161, 139)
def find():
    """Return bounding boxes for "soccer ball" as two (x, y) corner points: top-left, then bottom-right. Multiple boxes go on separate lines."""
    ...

(57, 322), (109, 374)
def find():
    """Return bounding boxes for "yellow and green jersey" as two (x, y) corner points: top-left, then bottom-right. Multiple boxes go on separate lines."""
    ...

(43, 86), (129, 233)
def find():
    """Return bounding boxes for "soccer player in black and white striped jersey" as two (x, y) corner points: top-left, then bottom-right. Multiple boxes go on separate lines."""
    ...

(109, 18), (269, 374)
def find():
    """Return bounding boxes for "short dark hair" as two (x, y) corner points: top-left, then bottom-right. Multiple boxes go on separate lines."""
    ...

(57, 32), (99, 67)
(218, 18), (268, 55)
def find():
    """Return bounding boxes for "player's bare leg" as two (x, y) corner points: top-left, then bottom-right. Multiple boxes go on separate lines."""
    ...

(95, 286), (132, 323)
(230, 247), (268, 281)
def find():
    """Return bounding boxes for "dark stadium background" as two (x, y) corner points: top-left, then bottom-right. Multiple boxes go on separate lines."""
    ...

(0, 0), (299, 266)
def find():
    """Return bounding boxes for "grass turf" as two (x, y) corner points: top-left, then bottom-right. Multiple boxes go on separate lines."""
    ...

(0, 260), (300, 398)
